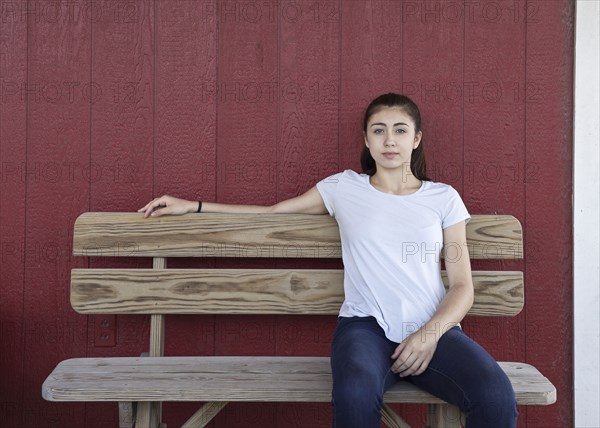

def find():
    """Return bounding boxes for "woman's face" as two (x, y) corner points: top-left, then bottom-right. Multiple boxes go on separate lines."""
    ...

(363, 106), (422, 173)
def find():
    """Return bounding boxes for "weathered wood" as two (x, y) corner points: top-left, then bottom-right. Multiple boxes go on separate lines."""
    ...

(149, 257), (166, 427)
(381, 403), (411, 428)
(118, 402), (134, 428)
(135, 402), (153, 428)
(181, 402), (228, 428)
(72, 213), (522, 259)
(465, 215), (523, 259)
(150, 313), (165, 356)
(426, 403), (462, 428)
(42, 357), (556, 405)
(70, 269), (523, 316)
(38, 211), (556, 426)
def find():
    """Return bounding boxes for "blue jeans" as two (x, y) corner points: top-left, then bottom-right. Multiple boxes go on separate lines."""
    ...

(330, 316), (518, 427)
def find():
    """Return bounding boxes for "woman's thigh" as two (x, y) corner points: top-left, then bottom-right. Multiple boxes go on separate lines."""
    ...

(330, 316), (400, 427)
(330, 316), (398, 395)
(406, 326), (518, 426)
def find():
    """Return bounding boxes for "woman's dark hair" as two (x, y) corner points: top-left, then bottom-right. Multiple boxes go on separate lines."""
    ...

(361, 93), (431, 181)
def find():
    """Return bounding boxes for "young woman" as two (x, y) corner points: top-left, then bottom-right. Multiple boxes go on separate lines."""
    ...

(138, 93), (518, 427)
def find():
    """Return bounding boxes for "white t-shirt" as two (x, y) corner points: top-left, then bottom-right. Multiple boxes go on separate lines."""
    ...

(316, 169), (471, 343)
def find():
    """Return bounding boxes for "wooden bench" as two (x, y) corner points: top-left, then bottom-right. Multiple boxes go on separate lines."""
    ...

(42, 212), (556, 427)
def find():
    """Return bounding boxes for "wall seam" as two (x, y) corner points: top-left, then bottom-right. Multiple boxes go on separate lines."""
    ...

(20, 1), (30, 426)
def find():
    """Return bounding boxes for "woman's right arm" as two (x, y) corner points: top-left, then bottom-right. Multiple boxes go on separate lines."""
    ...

(137, 186), (327, 218)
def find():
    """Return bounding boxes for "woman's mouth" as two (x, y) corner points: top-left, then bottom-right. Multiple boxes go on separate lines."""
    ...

(383, 152), (399, 159)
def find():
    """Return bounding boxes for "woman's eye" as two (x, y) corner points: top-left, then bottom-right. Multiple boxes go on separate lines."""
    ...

(374, 129), (383, 134)
(395, 128), (406, 134)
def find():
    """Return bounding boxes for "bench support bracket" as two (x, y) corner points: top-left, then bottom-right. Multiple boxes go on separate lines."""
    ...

(181, 401), (229, 428)
(381, 403), (411, 428)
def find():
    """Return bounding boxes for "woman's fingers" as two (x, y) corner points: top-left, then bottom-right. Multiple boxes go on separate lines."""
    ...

(138, 199), (165, 218)
(412, 358), (431, 376)
(150, 202), (169, 217)
(391, 342), (405, 359)
(392, 349), (417, 374)
(390, 327), (439, 377)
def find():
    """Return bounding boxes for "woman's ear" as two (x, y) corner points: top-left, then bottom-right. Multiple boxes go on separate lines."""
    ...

(363, 132), (369, 148)
(413, 130), (422, 149)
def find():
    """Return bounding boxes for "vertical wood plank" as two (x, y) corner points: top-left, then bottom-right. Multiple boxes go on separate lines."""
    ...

(275, 0), (340, 425)
(149, 257), (166, 426)
(136, 402), (153, 428)
(118, 402), (134, 428)
(213, 1), (279, 425)
(155, 1), (217, 425)
(0, 0), (27, 425)
(339, 0), (403, 171)
(24, 0), (91, 425)
(150, 257), (166, 356)
(89, 1), (155, 426)
(525, 1), (574, 426)
(462, 5), (527, 425)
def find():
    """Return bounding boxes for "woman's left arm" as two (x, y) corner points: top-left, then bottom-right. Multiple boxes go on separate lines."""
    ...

(391, 220), (474, 377)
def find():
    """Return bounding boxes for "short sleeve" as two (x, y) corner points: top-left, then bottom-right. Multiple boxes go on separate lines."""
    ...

(316, 172), (343, 217)
(442, 186), (471, 229)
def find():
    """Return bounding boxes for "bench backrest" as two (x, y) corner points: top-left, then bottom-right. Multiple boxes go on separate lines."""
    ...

(70, 212), (524, 356)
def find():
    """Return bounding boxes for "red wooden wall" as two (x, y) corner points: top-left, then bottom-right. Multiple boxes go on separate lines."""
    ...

(0, 1), (573, 427)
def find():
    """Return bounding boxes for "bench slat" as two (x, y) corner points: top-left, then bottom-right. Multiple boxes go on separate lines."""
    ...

(73, 213), (522, 259)
(42, 357), (556, 405)
(71, 269), (523, 316)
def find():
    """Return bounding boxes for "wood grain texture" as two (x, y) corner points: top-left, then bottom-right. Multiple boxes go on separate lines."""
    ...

(181, 402), (228, 428)
(381, 404), (411, 428)
(149, 258), (166, 357)
(276, 3), (341, 422)
(118, 402), (134, 428)
(70, 268), (523, 316)
(0, 3), (27, 426)
(42, 357), (556, 405)
(25, 2), (91, 427)
(135, 402), (152, 428)
(278, 0), (339, 197)
(338, 1), (404, 171)
(461, 0), (529, 378)
(216, 0), (278, 208)
(149, 258), (166, 427)
(72, 212), (522, 259)
(525, 2), (575, 426)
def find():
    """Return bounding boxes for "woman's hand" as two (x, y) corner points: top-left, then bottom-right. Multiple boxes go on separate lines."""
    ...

(137, 195), (196, 218)
(390, 327), (438, 377)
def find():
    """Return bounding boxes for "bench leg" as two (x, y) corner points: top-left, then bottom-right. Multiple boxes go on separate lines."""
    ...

(135, 402), (163, 428)
(427, 403), (462, 428)
(381, 403), (411, 428)
(119, 402), (134, 428)
(181, 402), (229, 428)
(150, 401), (162, 427)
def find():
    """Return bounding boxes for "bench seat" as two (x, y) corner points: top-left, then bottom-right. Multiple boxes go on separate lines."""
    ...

(43, 356), (556, 405)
